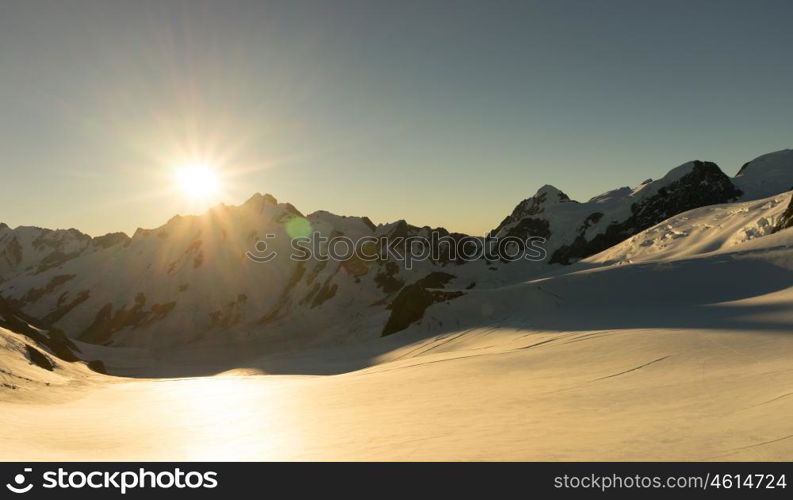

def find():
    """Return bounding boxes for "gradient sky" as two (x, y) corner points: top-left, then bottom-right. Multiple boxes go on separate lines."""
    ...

(1, 0), (792, 236)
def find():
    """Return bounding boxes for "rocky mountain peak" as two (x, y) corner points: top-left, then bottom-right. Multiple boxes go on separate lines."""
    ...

(534, 184), (571, 203)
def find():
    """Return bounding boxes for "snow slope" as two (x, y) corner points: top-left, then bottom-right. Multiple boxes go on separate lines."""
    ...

(1, 218), (791, 460)
(588, 192), (792, 265)
(0, 297), (102, 400)
(734, 149), (793, 200)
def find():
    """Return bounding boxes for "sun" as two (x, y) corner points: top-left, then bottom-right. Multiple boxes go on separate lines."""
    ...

(174, 164), (221, 200)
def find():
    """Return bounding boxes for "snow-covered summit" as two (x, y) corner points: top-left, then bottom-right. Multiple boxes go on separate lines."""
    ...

(733, 149), (793, 200)
(0, 225), (129, 281)
(493, 160), (742, 264)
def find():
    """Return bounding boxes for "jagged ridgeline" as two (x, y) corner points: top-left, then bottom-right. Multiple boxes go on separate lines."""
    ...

(0, 149), (791, 348)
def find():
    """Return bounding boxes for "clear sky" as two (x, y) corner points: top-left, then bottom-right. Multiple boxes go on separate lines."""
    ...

(1, 0), (792, 236)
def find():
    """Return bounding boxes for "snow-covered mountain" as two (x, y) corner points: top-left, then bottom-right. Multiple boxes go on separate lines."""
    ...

(491, 150), (793, 265)
(0, 193), (470, 351)
(0, 223), (129, 281)
(588, 192), (790, 265)
(0, 149), (791, 358)
(734, 149), (793, 200)
(2, 149), (793, 460)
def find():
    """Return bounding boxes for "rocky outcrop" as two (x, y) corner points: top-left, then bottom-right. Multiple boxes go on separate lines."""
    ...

(209, 294), (248, 328)
(18, 274), (76, 305)
(500, 217), (551, 240)
(25, 345), (54, 371)
(92, 232), (130, 249)
(381, 272), (463, 337)
(78, 294), (177, 344)
(0, 236), (23, 269)
(374, 262), (404, 294)
(43, 289), (91, 324)
(491, 185), (571, 237)
(774, 195), (793, 233)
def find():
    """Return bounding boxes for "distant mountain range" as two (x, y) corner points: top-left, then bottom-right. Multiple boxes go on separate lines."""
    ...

(1, 149), (791, 366)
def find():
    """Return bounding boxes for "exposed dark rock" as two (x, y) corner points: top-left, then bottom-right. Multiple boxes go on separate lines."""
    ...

(311, 281), (338, 308)
(391, 220), (410, 239)
(186, 240), (202, 253)
(417, 272), (457, 289)
(374, 262), (404, 294)
(32, 229), (90, 252)
(491, 186), (572, 236)
(19, 274), (75, 305)
(35, 251), (82, 274)
(43, 289), (90, 324)
(299, 282), (321, 306)
(361, 216), (377, 232)
(45, 329), (81, 361)
(0, 296), (81, 364)
(209, 295), (247, 328)
(0, 283), (115, 376)
(551, 161), (742, 264)
(78, 295), (178, 344)
(133, 228), (153, 238)
(1, 237), (23, 267)
(581, 212), (604, 231)
(78, 304), (115, 344)
(773, 196), (793, 233)
(258, 262), (306, 324)
(341, 255), (369, 279)
(377, 221), (472, 266)
(309, 263), (342, 308)
(150, 301), (176, 320)
(86, 360), (107, 374)
(381, 272), (463, 337)
(25, 345), (54, 371)
(91, 232), (130, 249)
(502, 217), (551, 240)
(306, 260), (327, 285)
